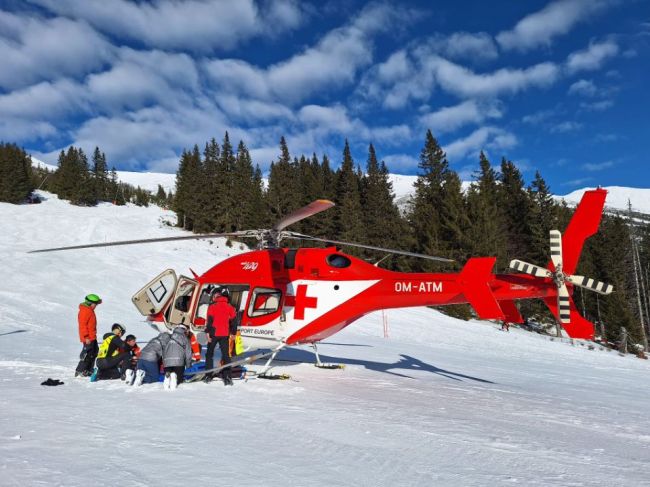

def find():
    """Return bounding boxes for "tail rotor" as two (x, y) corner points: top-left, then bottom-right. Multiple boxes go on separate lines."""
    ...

(509, 229), (613, 329)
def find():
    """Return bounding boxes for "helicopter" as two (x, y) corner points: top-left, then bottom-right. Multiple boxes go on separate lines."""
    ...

(31, 188), (612, 375)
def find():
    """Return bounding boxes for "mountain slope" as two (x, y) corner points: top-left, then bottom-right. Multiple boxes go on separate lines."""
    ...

(1, 192), (649, 486)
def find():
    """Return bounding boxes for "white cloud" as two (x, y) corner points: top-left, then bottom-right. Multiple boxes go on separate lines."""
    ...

(204, 3), (408, 105)
(27, 0), (304, 53)
(428, 32), (499, 62)
(522, 109), (557, 124)
(496, 0), (612, 52)
(419, 100), (503, 134)
(582, 160), (616, 171)
(383, 154), (420, 173)
(580, 100), (614, 111)
(0, 79), (87, 119)
(0, 118), (57, 142)
(566, 40), (619, 74)
(444, 126), (518, 161)
(430, 56), (559, 98)
(550, 121), (583, 133)
(568, 79), (597, 96)
(0, 11), (114, 90)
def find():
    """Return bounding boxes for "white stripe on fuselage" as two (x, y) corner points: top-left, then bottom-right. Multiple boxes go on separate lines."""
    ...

(239, 279), (380, 345)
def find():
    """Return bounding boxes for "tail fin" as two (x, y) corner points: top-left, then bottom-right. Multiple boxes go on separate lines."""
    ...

(542, 188), (608, 339)
(555, 188), (607, 275)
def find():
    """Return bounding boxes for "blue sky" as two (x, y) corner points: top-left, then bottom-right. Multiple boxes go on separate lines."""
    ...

(0, 0), (648, 191)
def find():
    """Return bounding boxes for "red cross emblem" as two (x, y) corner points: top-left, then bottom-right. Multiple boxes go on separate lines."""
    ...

(284, 284), (318, 320)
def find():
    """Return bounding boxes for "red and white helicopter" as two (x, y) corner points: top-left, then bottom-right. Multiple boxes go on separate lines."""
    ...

(32, 188), (612, 375)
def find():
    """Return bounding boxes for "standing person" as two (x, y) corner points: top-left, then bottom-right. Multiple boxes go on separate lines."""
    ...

(162, 325), (192, 390)
(75, 293), (102, 377)
(134, 331), (171, 386)
(95, 323), (132, 381)
(205, 287), (236, 385)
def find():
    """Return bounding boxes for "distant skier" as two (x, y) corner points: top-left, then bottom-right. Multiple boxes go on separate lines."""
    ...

(501, 321), (510, 332)
(75, 293), (102, 377)
(95, 323), (133, 381)
(162, 325), (192, 390)
(204, 287), (236, 385)
(134, 331), (171, 386)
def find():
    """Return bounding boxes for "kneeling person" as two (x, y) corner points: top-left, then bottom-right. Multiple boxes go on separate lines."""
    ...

(162, 325), (192, 389)
(95, 323), (132, 381)
(134, 331), (171, 386)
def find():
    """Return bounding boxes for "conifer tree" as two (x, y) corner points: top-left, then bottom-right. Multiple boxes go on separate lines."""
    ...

(334, 140), (365, 246)
(232, 140), (263, 230)
(528, 170), (557, 265)
(361, 144), (408, 262)
(0, 143), (34, 203)
(267, 136), (300, 220)
(466, 152), (505, 262)
(408, 130), (449, 270)
(92, 147), (109, 202)
(497, 158), (532, 265)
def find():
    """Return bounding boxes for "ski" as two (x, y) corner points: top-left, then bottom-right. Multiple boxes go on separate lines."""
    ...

(186, 349), (278, 383)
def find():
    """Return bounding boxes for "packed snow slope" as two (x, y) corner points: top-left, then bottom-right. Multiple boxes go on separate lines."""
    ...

(1, 192), (650, 487)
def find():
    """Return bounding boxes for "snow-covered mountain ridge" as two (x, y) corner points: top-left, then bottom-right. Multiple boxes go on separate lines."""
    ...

(31, 157), (649, 215)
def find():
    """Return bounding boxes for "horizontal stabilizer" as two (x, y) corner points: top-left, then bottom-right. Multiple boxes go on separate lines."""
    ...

(459, 258), (504, 320)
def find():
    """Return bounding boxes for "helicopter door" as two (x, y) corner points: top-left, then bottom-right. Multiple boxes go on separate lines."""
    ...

(167, 276), (199, 327)
(131, 269), (178, 316)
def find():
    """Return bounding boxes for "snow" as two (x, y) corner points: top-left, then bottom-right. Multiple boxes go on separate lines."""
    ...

(2, 191), (650, 486)
(560, 186), (650, 215)
(31, 156), (176, 194)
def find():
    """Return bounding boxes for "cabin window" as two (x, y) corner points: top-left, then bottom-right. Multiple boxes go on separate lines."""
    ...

(327, 254), (351, 268)
(248, 287), (282, 317)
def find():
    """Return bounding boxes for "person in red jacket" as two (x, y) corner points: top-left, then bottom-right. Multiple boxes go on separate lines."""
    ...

(204, 287), (236, 385)
(75, 293), (102, 377)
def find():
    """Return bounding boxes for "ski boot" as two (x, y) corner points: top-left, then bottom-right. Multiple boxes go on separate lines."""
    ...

(163, 371), (171, 390)
(169, 372), (178, 390)
(124, 369), (135, 386)
(133, 369), (145, 387)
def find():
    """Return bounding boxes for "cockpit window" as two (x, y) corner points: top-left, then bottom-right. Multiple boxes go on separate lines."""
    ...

(326, 254), (351, 268)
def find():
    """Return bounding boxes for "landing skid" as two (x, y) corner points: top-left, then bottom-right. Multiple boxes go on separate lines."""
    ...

(312, 343), (345, 370)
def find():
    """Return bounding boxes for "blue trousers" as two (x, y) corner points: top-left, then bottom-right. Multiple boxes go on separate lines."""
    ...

(137, 359), (161, 384)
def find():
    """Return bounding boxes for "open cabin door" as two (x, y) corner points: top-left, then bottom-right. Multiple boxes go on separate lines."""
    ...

(132, 269), (178, 316)
(166, 276), (200, 327)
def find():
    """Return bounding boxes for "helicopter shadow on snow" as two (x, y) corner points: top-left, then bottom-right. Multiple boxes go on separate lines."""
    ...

(274, 347), (494, 384)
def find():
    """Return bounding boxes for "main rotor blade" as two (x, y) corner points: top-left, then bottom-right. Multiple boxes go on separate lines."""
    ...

(567, 275), (614, 295)
(558, 283), (571, 324)
(272, 199), (335, 232)
(509, 259), (551, 278)
(286, 233), (454, 263)
(28, 232), (248, 253)
(550, 230), (563, 269)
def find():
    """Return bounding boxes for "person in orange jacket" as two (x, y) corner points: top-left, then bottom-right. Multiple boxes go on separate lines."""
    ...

(75, 293), (102, 377)
(188, 331), (201, 363)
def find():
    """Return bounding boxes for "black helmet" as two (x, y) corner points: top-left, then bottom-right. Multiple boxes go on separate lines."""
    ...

(112, 323), (126, 335)
(212, 286), (229, 299)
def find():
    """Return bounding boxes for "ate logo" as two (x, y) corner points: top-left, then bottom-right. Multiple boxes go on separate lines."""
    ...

(240, 261), (259, 271)
(284, 284), (318, 320)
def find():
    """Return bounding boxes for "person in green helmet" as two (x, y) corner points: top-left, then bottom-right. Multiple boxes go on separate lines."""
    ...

(75, 293), (102, 377)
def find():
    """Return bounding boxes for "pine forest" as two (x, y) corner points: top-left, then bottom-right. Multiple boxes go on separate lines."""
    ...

(1, 132), (649, 350)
